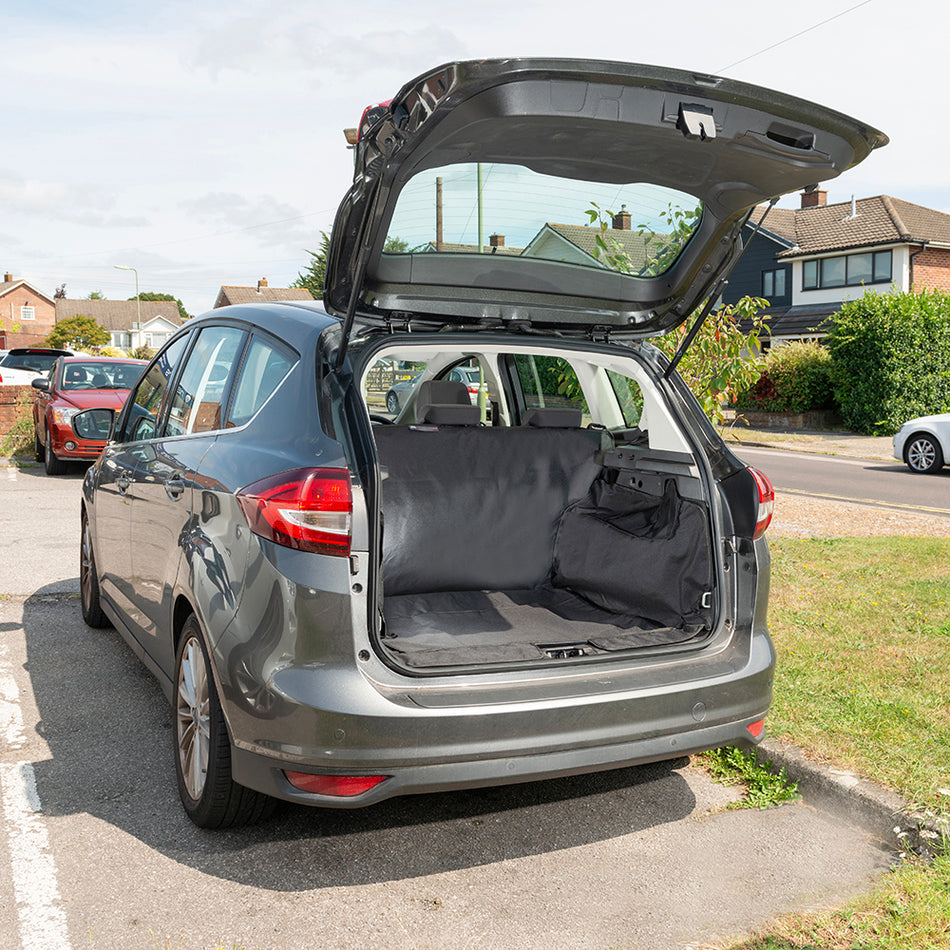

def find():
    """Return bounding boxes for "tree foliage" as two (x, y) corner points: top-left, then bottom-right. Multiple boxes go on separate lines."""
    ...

(586, 202), (768, 423)
(735, 341), (836, 413)
(292, 231), (331, 299)
(825, 289), (950, 434)
(87, 290), (105, 300)
(130, 292), (190, 321)
(45, 315), (110, 350)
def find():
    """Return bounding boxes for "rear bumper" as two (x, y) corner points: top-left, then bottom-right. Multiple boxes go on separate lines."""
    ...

(223, 627), (775, 808)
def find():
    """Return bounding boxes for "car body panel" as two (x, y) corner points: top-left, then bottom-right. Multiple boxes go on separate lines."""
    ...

(893, 412), (950, 469)
(33, 357), (146, 461)
(325, 58), (886, 337)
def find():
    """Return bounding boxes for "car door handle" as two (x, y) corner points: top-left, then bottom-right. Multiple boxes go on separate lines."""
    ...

(164, 473), (185, 500)
(116, 472), (131, 494)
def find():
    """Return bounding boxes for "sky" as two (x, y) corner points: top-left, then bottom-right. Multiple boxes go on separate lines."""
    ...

(3, 0), (947, 316)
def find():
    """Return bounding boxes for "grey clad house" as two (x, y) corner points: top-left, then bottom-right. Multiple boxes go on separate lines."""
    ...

(723, 190), (950, 344)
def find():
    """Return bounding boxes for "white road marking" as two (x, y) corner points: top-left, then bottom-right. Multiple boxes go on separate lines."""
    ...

(0, 641), (71, 949)
(734, 446), (896, 469)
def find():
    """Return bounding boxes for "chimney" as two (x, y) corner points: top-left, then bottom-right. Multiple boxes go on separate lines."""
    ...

(800, 189), (827, 209)
(3, 272), (12, 282)
(489, 233), (505, 248)
(257, 278), (268, 292)
(612, 206), (631, 230)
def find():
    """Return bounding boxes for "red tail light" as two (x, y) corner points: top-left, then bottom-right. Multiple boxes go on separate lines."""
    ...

(237, 467), (352, 556)
(748, 467), (774, 539)
(284, 772), (388, 796)
(746, 718), (765, 739)
(466, 385), (479, 395)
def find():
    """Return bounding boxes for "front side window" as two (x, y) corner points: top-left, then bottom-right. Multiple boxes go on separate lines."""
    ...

(127, 334), (189, 442)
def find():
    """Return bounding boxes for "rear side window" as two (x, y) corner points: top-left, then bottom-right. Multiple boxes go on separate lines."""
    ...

(607, 369), (644, 427)
(227, 336), (295, 428)
(167, 326), (246, 436)
(512, 354), (588, 417)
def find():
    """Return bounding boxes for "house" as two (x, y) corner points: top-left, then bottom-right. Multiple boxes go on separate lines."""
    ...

(214, 278), (314, 309)
(521, 210), (662, 272)
(420, 234), (524, 255)
(722, 190), (950, 344)
(55, 299), (183, 351)
(0, 272), (56, 347)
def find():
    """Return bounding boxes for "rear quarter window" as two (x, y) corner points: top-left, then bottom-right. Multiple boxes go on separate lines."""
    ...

(227, 336), (295, 428)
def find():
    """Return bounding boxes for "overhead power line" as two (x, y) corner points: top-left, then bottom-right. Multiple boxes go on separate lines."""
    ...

(717, 0), (876, 72)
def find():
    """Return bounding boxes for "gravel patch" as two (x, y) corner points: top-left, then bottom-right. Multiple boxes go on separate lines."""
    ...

(772, 492), (950, 538)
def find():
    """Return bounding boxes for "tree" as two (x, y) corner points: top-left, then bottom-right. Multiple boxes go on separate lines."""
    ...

(45, 315), (110, 351)
(292, 231), (331, 299)
(585, 202), (768, 423)
(130, 292), (190, 321)
(54, 284), (67, 299)
(87, 290), (106, 300)
(292, 232), (408, 300)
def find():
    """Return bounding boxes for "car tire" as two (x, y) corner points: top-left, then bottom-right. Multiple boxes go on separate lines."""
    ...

(386, 391), (400, 414)
(174, 615), (275, 829)
(80, 510), (110, 629)
(904, 434), (943, 474)
(44, 430), (67, 476)
(33, 429), (44, 463)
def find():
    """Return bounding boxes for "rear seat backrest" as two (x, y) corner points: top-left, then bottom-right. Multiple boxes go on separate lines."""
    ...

(374, 426), (602, 596)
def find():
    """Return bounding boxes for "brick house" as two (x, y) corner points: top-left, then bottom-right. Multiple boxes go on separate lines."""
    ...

(722, 191), (950, 344)
(0, 272), (56, 347)
(55, 299), (183, 350)
(213, 278), (314, 309)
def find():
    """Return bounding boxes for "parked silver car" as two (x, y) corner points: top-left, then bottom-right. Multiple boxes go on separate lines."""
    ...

(73, 58), (885, 827)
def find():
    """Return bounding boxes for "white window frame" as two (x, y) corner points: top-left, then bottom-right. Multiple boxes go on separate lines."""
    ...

(20, 306), (35, 321)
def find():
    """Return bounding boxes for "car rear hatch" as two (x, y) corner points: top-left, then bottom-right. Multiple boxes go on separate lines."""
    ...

(325, 57), (886, 342)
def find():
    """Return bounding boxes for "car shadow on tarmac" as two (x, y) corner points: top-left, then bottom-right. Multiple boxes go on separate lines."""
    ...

(21, 586), (700, 892)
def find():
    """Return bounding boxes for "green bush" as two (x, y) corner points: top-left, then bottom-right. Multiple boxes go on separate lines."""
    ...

(825, 290), (950, 435)
(734, 340), (835, 413)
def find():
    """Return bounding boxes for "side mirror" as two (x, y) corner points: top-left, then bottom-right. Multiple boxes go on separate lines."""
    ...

(31, 378), (49, 392)
(71, 408), (116, 442)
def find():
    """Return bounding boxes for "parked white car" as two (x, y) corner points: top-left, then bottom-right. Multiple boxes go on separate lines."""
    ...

(893, 413), (950, 473)
(0, 348), (73, 385)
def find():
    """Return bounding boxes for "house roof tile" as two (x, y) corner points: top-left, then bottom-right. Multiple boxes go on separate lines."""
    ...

(215, 286), (315, 307)
(748, 195), (950, 258)
(55, 299), (182, 331)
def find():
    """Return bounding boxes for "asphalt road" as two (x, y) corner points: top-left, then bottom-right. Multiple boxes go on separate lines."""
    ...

(0, 462), (891, 950)
(734, 445), (950, 520)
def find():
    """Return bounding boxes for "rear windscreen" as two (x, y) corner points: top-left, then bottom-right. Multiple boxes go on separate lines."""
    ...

(384, 162), (702, 278)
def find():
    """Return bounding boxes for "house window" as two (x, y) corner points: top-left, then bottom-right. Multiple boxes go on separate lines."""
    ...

(112, 331), (132, 349)
(762, 269), (786, 299)
(20, 306), (35, 321)
(802, 250), (892, 290)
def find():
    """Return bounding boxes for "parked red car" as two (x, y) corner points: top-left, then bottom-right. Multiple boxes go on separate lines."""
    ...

(32, 356), (147, 475)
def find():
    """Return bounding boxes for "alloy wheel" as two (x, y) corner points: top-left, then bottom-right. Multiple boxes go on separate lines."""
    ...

(176, 637), (211, 801)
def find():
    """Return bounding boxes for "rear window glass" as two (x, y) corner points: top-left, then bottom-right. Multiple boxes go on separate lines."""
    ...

(384, 162), (701, 277)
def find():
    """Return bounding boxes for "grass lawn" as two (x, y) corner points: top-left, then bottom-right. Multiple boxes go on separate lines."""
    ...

(767, 536), (950, 812)
(718, 535), (950, 950)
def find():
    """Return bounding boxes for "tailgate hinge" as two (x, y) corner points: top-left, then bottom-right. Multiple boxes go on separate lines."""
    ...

(384, 312), (413, 334)
(587, 325), (613, 344)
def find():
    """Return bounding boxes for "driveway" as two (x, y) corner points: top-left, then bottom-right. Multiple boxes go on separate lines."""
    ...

(0, 462), (891, 950)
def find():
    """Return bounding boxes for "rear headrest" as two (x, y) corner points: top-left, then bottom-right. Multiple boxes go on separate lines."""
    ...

(415, 379), (473, 424)
(419, 404), (481, 426)
(523, 407), (583, 428)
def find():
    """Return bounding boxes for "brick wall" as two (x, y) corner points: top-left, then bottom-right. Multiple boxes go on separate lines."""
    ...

(0, 385), (34, 442)
(912, 246), (950, 293)
(0, 290), (56, 347)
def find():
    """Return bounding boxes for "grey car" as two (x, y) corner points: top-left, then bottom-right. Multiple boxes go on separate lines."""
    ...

(74, 58), (885, 827)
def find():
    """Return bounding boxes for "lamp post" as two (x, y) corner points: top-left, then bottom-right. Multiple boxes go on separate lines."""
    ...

(114, 264), (140, 348)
